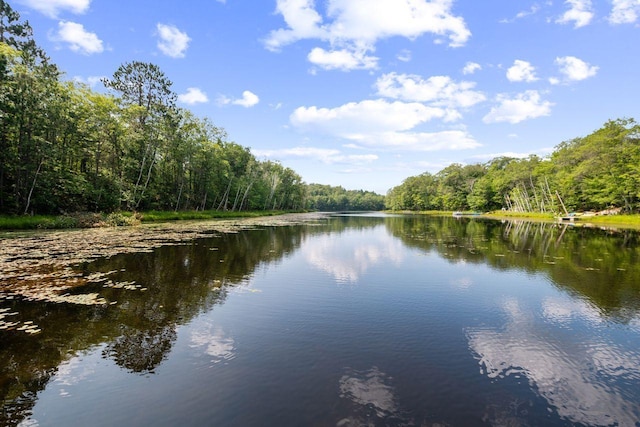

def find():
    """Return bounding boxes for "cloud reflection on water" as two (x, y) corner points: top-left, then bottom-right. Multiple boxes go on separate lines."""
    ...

(189, 322), (235, 364)
(339, 367), (398, 418)
(303, 228), (404, 284)
(466, 297), (640, 426)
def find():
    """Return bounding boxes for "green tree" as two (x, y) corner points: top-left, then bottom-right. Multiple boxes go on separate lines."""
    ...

(103, 61), (177, 209)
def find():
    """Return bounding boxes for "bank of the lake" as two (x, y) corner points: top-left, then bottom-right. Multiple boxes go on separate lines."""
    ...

(482, 211), (640, 230)
(390, 210), (640, 230)
(0, 210), (303, 231)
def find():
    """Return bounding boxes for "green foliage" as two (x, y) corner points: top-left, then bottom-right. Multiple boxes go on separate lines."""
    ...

(387, 119), (640, 214)
(305, 184), (385, 211)
(0, 5), (311, 218)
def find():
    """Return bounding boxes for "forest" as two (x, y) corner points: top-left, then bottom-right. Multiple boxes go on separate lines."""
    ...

(0, 2), (314, 216)
(2, 0), (638, 219)
(386, 118), (640, 214)
(0, 1), (387, 217)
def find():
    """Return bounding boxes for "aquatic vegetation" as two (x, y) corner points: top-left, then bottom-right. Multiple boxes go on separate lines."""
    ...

(0, 213), (328, 307)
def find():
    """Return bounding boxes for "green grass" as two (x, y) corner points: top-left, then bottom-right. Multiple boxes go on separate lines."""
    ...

(483, 211), (556, 220)
(138, 210), (290, 222)
(0, 212), (141, 230)
(0, 215), (56, 230)
(476, 211), (640, 228)
(579, 214), (640, 226)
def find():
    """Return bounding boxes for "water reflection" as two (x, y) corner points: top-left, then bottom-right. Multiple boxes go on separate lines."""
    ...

(303, 226), (404, 284)
(385, 216), (640, 322)
(0, 226), (305, 426)
(1, 214), (640, 426)
(189, 321), (235, 364)
(466, 296), (640, 425)
(339, 367), (398, 418)
(337, 367), (404, 426)
(103, 325), (177, 373)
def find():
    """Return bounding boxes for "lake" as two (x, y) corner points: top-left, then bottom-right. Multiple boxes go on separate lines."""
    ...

(1, 213), (640, 426)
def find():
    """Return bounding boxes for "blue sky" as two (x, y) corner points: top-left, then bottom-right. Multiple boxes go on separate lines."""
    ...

(12, 0), (640, 194)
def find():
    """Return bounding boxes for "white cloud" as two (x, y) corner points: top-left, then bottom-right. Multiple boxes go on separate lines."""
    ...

(375, 73), (485, 117)
(52, 21), (103, 55)
(291, 99), (447, 134)
(156, 23), (191, 58)
(234, 90), (260, 108)
(325, 0), (471, 47)
(483, 90), (553, 124)
(360, 130), (481, 151)
(609, 0), (640, 24)
(264, 0), (471, 71)
(468, 147), (554, 162)
(557, 0), (594, 28)
(73, 75), (105, 88)
(178, 88), (209, 105)
(462, 61), (481, 75)
(291, 99), (480, 151)
(308, 47), (378, 70)
(500, 4), (541, 23)
(554, 56), (598, 83)
(506, 60), (538, 82)
(396, 49), (412, 62)
(17, 0), (90, 18)
(218, 90), (260, 108)
(254, 147), (378, 165)
(264, 0), (326, 51)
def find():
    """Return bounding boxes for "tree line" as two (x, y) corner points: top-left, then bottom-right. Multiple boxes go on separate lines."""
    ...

(386, 118), (640, 214)
(0, 1), (312, 215)
(6, 0), (635, 217)
(305, 184), (385, 211)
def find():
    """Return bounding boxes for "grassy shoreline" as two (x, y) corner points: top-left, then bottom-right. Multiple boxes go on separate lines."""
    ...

(385, 209), (640, 229)
(0, 210), (299, 231)
(4, 209), (640, 231)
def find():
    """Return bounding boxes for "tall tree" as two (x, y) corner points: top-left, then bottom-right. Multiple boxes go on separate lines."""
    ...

(103, 62), (177, 209)
(0, 1), (61, 213)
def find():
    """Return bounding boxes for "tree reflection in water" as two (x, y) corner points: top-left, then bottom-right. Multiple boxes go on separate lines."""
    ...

(1, 215), (640, 426)
(0, 225), (307, 425)
(103, 325), (177, 373)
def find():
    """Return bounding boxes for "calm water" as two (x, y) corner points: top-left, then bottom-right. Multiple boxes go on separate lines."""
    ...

(2, 214), (640, 426)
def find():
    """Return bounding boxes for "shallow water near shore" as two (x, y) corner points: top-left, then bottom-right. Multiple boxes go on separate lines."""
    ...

(2, 213), (640, 426)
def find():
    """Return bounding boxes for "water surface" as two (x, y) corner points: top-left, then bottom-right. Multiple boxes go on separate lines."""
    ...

(2, 214), (640, 426)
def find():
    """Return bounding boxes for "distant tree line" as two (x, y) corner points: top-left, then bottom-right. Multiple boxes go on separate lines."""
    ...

(386, 118), (640, 213)
(305, 184), (385, 211)
(0, 1), (307, 215)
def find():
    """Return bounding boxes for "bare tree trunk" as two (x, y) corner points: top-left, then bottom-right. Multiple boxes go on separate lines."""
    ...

(135, 152), (157, 209)
(545, 177), (557, 212)
(175, 179), (184, 212)
(231, 185), (242, 211)
(217, 178), (233, 211)
(530, 176), (541, 212)
(200, 192), (207, 211)
(239, 181), (254, 211)
(24, 159), (43, 215)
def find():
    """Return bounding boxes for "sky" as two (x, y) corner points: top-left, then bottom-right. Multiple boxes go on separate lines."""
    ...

(10, 0), (640, 194)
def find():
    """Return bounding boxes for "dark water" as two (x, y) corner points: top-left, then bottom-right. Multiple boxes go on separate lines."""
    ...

(2, 214), (640, 426)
